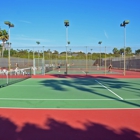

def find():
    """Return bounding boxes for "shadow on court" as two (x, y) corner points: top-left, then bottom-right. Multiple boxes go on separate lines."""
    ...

(39, 78), (140, 107)
(0, 116), (139, 140)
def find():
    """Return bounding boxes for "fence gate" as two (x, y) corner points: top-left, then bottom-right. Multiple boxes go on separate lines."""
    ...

(33, 58), (45, 75)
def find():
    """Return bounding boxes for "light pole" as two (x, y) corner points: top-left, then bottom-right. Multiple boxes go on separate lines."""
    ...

(90, 49), (92, 60)
(64, 20), (69, 75)
(90, 49), (92, 70)
(33, 47), (35, 60)
(0, 27), (2, 57)
(4, 21), (14, 71)
(98, 41), (102, 70)
(48, 49), (51, 65)
(105, 46), (106, 75)
(120, 20), (130, 76)
(36, 41), (40, 68)
(42, 46), (45, 75)
(70, 48), (71, 56)
(68, 41), (70, 64)
(43, 46), (44, 60)
(86, 46), (88, 72)
(69, 48), (71, 64)
(28, 49), (30, 67)
(38, 50), (39, 68)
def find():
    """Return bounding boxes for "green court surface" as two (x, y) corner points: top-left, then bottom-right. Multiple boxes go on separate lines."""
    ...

(44, 65), (122, 75)
(0, 78), (140, 109)
(48, 71), (120, 75)
(46, 69), (120, 75)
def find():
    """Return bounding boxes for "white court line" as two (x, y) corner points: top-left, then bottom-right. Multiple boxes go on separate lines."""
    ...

(125, 99), (140, 100)
(82, 71), (86, 74)
(95, 80), (123, 100)
(0, 98), (116, 101)
(9, 85), (41, 86)
(0, 98), (139, 101)
(0, 107), (139, 110)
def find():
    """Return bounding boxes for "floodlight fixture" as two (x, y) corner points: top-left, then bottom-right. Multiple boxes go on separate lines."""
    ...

(123, 20), (130, 25)
(36, 41), (40, 45)
(120, 20), (130, 27)
(98, 41), (102, 44)
(120, 23), (124, 27)
(64, 20), (69, 27)
(4, 21), (11, 26)
(10, 24), (14, 27)
(4, 21), (14, 28)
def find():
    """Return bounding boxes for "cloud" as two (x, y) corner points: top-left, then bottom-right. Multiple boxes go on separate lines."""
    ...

(19, 20), (31, 24)
(104, 30), (109, 39)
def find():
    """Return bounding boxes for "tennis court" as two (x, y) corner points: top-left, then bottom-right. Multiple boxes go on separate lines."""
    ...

(0, 74), (140, 139)
(0, 77), (140, 109)
(45, 66), (122, 75)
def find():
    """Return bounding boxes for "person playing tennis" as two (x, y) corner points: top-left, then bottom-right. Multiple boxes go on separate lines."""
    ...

(58, 64), (61, 72)
(96, 63), (99, 70)
(108, 64), (112, 73)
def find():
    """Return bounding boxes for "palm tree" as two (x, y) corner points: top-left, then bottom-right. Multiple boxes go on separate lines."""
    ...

(0, 29), (9, 58)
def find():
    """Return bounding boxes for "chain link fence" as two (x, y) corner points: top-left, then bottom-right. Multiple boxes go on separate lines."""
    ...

(0, 46), (140, 75)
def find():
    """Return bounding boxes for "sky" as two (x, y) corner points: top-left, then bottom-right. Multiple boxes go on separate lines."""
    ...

(0, 0), (140, 53)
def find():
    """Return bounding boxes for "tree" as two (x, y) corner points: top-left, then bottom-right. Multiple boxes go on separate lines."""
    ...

(46, 49), (51, 53)
(0, 29), (9, 58)
(53, 50), (59, 54)
(135, 49), (140, 55)
(119, 47), (132, 56)
(119, 48), (124, 55)
(125, 47), (132, 55)
(112, 48), (119, 54)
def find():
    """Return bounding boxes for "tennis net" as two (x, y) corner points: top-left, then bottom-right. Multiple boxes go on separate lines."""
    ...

(0, 67), (32, 88)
